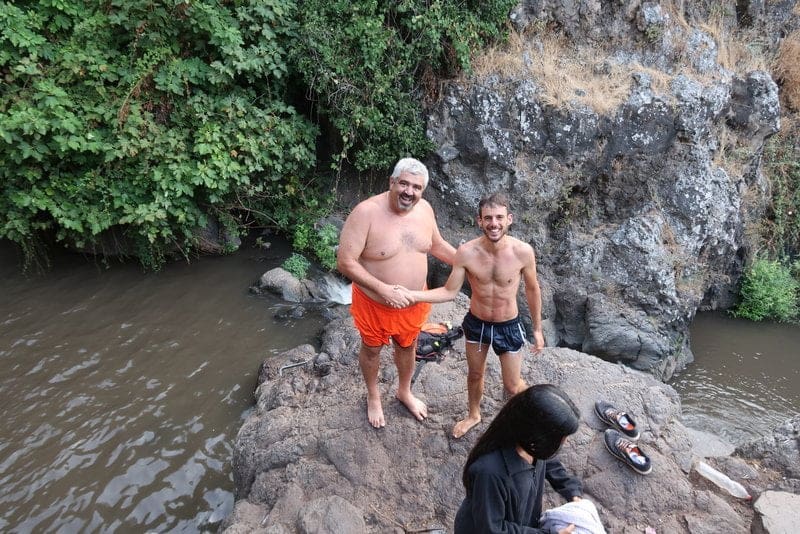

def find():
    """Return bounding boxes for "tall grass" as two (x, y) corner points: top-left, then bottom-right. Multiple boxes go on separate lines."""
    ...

(773, 30), (800, 111)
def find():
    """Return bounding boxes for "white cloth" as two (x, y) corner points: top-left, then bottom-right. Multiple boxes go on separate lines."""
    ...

(540, 498), (607, 534)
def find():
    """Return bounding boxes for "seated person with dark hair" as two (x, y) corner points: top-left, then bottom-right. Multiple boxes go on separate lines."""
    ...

(455, 384), (583, 534)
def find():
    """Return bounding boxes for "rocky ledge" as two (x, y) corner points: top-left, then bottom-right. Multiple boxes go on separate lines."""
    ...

(222, 295), (798, 533)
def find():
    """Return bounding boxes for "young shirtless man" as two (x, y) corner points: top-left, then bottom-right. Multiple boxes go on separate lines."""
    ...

(336, 158), (456, 428)
(405, 192), (545, 438)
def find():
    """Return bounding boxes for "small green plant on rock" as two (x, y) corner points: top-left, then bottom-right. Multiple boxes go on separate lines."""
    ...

(282, 253), (310, 280)
(645, 24), (664, 43)
(311, 223), (339, 271)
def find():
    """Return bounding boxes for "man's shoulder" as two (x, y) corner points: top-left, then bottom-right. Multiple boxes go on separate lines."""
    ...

(458, 237), (483, 250)
(457, 237), (485, 259)
(505, 234), (529, 246)
(349, 193), (385, 216)
(508, 236), (535, 254)
(413, 197), (435, 216)
(405, 198), (437, 226)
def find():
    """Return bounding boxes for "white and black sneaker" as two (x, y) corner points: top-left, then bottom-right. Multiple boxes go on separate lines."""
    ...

(595, 400), (640, 440)
(604, 429), (652, 475)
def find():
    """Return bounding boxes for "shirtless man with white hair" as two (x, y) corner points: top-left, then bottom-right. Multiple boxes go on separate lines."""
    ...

(336, 158), (456, 428)
(405, 192), (545, 438)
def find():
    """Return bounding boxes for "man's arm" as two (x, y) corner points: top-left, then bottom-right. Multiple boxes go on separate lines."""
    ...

(428, 208), (456, 266)
(407, 259), (466, 303)
(336, 204), (408, 306)
(521, 245), (545, 352)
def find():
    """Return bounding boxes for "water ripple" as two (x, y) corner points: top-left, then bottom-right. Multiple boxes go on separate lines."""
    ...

(0, 244), (322, 532)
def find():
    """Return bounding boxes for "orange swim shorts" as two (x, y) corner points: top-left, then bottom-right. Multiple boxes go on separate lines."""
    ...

(350, 284), (431, 348)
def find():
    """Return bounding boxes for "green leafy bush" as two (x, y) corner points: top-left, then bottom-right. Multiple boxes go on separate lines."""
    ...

(733, 258), (799, 322)
(0, 0), (514, 269)
(290, 218), (339, 271)
(292, 0), (516, 171)
(312, 223), (340, 271)
(282, 253), (310, 279)
(0, 1), (317, 268)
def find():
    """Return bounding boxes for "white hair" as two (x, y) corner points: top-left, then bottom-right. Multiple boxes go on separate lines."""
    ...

(391, 157), (429, 189)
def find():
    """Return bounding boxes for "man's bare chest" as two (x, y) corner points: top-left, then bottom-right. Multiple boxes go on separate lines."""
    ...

(363, 221), (432, 259)
(468, 257), (522, 288)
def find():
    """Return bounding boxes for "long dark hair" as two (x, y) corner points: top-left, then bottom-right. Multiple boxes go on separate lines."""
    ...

(462, 384), (580, 493)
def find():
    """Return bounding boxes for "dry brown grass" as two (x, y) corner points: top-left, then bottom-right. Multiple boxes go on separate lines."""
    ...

(468, 4), (775, 114)
(470, 31), (633, 114)
(661, 0), (692, 31)
(741, 181), (768, 253)
(699, 14), (770, 74)
(778, 113), (799, 134)
(660, 1), (766, 76)
(713, 124), (752, 177)
(700, 17), (729, 69)
(469, 30), (528, 83)
(773, 30), (800, 111)
(629, 64), (673, 94)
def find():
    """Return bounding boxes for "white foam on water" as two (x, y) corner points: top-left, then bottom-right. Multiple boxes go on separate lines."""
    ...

(321, 274), (352, 305)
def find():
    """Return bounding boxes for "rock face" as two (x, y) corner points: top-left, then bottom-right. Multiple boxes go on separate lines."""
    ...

(752, 491), (800, 534)
(414, 2), (792, 379)
(223, 297), (771, 533)
(737, 415), (800, 485)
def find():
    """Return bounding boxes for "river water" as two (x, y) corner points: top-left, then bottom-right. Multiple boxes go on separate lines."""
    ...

(1, 242), (799, 532)
(670, 311), (800, 445)
(0, 240), (324, 533)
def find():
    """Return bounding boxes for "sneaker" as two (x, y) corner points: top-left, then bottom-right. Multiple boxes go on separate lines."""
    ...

(604, 429), (652, 475)
(594, 400), (640, 439)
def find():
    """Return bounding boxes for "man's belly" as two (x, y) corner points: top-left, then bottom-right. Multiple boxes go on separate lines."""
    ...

(359, 253), (429, 299)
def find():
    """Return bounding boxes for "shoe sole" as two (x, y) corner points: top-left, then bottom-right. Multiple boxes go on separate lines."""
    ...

(595, 404), (640, 440)
(603, 436), (652, 475)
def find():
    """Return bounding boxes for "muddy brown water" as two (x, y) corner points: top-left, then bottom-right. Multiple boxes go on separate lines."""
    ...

(670, 311), (800, 445)
(1, 241), (798, 532)
(0, 241), (325, 532)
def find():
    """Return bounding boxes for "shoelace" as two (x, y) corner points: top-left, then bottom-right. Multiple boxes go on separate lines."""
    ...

(617, 438), (647, 465)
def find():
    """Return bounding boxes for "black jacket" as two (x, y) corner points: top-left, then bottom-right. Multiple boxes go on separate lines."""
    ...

(454, 447), (582, 533)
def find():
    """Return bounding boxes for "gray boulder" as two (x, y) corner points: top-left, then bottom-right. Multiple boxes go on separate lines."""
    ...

(258, 268), (315, 303)
(224, 297), (766, 533)
(752, 491), (800, 534)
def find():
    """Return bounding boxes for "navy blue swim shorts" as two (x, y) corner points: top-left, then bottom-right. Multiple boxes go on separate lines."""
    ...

(461, 311), (526, 355)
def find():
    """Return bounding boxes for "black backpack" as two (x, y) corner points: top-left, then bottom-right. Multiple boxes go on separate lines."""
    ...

(415, 322), (464, 362)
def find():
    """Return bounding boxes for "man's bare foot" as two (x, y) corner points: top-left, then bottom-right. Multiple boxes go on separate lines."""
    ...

(367, 394), (386, 428)
(396, 391), (428, 421)
(452, 415), (481, 438)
